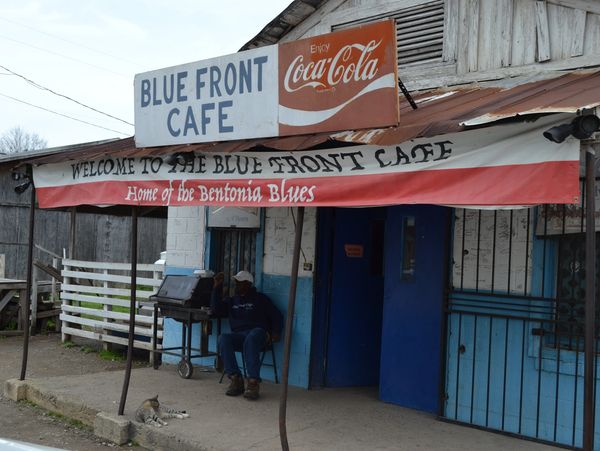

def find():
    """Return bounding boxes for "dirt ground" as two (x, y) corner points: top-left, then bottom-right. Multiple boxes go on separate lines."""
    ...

(0, 333), (148, 450)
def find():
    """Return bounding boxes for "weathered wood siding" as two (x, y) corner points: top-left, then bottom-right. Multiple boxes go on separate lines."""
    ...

(281, 0), (600, 90)
(0, 171), (167, 279)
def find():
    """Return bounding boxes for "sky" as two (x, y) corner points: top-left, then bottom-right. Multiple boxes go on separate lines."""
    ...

(0, 0), (292, 148)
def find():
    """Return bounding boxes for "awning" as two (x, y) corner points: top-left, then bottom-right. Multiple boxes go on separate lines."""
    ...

(22, 69), (600, 208)
(32, 114), (579, 208)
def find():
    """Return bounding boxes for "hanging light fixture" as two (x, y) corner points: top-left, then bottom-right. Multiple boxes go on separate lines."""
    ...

(543, 115), (600, 143)
(12, 168), (32, 194)
(165, 152), (194, 166)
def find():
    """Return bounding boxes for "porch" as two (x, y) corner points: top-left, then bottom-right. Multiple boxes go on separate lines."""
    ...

(4, 356), (559, 451)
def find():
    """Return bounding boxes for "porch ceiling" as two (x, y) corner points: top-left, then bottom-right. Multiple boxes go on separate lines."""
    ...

(4, 68), (600, 167)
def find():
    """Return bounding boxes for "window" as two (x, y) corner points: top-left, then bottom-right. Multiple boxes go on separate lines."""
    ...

(210, 229), (257, 296)
(536, 179), (599, 351)
(333, 0), (445, 67)
(554, 232), (600, 348)
(451, 208), (533, 295)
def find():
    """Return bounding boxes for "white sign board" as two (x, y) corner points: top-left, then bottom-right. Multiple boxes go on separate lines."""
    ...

(207, 207), (261, 229)
(133, 20), (400, 147)
(134, 46), (279, 147)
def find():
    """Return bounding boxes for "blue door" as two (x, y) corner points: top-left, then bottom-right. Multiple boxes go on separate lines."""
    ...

(325, 207), (386, 387)
(380, 205), (449, 413)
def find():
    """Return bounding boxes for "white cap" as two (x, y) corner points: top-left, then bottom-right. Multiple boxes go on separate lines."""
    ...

(233, 270), (254, 284)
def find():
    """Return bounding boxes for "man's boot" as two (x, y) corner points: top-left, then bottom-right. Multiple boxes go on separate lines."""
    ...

(244, 378), (260, 400)
(226, 373), (244, 396)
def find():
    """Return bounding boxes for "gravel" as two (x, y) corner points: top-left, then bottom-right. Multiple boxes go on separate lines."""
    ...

(0, 333), (148, 450)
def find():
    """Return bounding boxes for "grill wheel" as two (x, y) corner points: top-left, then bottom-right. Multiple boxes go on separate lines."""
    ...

(177, 358), (193, 379)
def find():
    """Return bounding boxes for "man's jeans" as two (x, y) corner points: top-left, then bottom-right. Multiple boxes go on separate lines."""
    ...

(219, 328), (267, 380)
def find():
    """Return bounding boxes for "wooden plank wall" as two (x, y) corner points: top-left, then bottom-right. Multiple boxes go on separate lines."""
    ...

(0, 170), (167, 279)
(455, 0), (599, 74)
(306, 0), (600, 90)
(452, 208), (533, 294)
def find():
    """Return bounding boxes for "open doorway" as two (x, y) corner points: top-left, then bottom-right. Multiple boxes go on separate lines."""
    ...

(312, 207), (386, 387)
(311, 205), (449, 415)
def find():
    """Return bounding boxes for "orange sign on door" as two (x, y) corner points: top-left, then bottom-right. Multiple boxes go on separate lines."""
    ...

(278, 19), (399, 136)
(344, 244), (364, 258)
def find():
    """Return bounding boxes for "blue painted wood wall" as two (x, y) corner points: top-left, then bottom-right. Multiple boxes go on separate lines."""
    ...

(445, 233), (600, 449)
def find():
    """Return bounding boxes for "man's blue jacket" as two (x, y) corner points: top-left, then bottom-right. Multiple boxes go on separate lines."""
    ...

(211, 285), (283, 336)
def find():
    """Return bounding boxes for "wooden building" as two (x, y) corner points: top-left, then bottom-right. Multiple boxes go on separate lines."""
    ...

(0, 147), (167, 279)
(14, 1), (600, 449)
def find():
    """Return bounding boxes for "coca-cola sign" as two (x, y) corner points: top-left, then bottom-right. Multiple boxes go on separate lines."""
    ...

(278, 20), (399, 135)
(134, 20), (398, 147)
(282, 40), (381, 92)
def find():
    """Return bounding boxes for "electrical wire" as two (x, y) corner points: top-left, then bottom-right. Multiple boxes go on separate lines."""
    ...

(0, 16), (144, 68)
(0, 64), (134, 127)
(0, 33), (130, 78)
(0, 92), (130, 136)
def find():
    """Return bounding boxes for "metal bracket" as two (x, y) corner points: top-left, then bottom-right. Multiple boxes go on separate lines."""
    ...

(398, 78), (417, 110)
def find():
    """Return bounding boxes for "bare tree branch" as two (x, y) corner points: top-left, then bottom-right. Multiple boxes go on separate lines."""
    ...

(0, 126), (47, 153)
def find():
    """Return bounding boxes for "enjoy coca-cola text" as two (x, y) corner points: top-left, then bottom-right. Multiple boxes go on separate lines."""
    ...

(283, 39), (382, 93)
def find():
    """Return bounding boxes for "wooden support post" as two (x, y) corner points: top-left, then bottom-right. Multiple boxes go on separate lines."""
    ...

(51, 257), (58, 302)
(69, 207), (77, 259)
(19, 182), (35, 381)
(279, 207), (304, 451)
(18, 288), (27, 331)
(118, 206), (138, 416)
(30, 266), (39, 335)
(583, 143), (597, 451)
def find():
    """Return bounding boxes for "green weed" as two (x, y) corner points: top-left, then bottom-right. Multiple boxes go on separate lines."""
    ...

(19, 400), (91, 431)
(99, 349), (126, 361)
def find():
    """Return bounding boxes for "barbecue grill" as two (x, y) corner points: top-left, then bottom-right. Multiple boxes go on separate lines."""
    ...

(150, 275), (213, 308)
(150, 275), (221, 378)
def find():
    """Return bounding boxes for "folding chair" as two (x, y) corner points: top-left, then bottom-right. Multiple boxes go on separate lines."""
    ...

(218, 341), (279, 383)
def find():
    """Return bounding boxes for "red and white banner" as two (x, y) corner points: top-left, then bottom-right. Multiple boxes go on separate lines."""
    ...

(34, 116), (580, 209)
(134, 20), (398, 147)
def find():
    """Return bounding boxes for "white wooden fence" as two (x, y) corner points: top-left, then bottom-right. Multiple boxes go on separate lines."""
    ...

(60, 259), (164, 357)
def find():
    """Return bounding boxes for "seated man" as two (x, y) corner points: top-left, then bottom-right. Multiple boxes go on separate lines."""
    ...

(211, 270), (283, 400)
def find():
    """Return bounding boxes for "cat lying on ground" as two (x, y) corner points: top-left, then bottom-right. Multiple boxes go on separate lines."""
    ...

(134, 395), (189, 427)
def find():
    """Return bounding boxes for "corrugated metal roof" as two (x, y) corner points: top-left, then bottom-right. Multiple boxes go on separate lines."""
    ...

(240, 0), (325, 50)
(462, 70), (600, 125)
(5, 69), (600, 167)
(0, 138), (121, 165)
(333, 69), (600, 145)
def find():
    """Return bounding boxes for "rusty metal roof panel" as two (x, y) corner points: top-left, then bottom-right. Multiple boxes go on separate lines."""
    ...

(348, 70), (600, 144)
(462, 70), (600, 125)
(8, 69), (600, 167)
